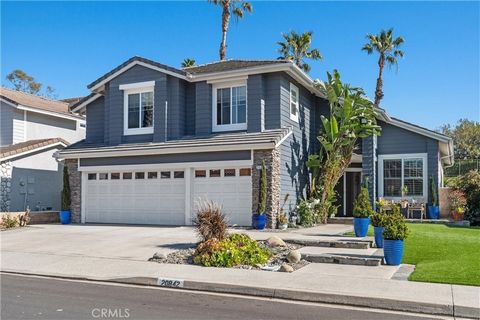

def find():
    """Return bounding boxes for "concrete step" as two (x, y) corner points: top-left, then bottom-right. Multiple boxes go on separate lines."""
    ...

(286, 238), (372, 249)
(299, 247), (384, 267)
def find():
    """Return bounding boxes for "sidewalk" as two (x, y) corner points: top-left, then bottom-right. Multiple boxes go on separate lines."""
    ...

(2, 250), (479, 319)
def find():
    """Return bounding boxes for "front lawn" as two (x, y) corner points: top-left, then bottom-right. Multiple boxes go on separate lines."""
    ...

(345, 223), (480, 286)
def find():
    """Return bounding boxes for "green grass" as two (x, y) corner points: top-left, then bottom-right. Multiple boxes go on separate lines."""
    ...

(344, 224), (480, 286)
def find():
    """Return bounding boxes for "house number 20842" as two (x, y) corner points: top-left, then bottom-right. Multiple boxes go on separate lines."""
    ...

(157, 278), (184, 288)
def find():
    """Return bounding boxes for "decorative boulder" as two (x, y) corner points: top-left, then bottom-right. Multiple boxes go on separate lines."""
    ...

(266, 236), (286, 247)
(153, 252), (167, 260)
(286, 250), (301, 263)
(279, 263), (294, 273)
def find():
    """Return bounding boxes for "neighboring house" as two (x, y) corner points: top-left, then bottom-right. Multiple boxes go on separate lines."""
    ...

(56, 56), (453, 227)
(0, 88), (86, 211)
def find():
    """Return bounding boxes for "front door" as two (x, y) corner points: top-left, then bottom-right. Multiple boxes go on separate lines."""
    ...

(335, 171), (362, 217)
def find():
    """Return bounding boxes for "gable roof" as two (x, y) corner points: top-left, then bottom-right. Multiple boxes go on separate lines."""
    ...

(183, 59), (290, 75)
(0, 87), (84, 120)
(0, 138), (68, 161)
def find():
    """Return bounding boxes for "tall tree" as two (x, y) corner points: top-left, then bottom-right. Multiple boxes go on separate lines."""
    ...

(181, 58), (196, 68)
(6, 69), (42, 94)
(208, 0), (252, 61)
(277, 31), (322, 72)
(361, 29), (404, 107)
(441, 119), (480, 160)
(307, 70), (381, 222)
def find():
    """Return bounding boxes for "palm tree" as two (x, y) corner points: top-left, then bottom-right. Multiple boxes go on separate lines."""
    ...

(208, 0), (252, 61)
(362, 29), (405, 107)
(181, 58), (196, 68)
(277, 31), (322, 72)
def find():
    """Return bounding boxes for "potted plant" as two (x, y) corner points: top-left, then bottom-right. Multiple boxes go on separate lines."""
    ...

(59, 166), (72, 224)
(448, 190), (467, 221)
(352, 179), (374, 237)
(427, 176), (440, 219)
(383, 214), (409, 265)
(277, 194), (290, 230)
(252, 160), (267, 230)
(370, 212), (386, 248)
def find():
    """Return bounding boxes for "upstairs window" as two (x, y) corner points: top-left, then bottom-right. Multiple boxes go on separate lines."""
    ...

(213, 82), (247, 132)
(290, 83), (299, 122)
(120, 81), (155, 135)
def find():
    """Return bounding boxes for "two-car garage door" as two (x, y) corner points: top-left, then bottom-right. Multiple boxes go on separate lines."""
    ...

(84, 166), (252, 226)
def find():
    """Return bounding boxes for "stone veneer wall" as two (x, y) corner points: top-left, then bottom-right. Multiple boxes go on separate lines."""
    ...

(0, 161), (12, 212)
(64, 159), (81, 223)
(252, 149), (281, 228)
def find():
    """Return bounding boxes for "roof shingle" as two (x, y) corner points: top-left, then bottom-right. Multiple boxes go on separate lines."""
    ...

(0, 138), (68, 160)
(183, 59), (290, 75)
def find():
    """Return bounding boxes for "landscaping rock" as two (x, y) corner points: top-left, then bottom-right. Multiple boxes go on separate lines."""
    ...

(153, 252), (167, 260)
(266, 236), (286, 247)
(286, 250), (301, 263)
(279, 263), (294, 273)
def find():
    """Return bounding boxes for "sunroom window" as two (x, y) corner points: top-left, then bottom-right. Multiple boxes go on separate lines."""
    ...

(213, 83), (247, 132)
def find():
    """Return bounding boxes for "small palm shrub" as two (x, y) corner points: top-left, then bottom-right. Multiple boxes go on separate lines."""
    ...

(193, 201), (228, 242)
(193, 234), (271, 267)
(383, 214), (409, 240)
(353, 186), (374, 218)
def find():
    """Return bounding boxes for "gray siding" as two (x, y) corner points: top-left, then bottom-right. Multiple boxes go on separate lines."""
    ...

(195, 81), (212, 136)
(80, 150), (251, 167)
(185, 83), (196, 136)
(1, 101), (15, 146)
(247, 74), (264, 133)
(85, 96), (105, 143)
(278, 73), (318, 209)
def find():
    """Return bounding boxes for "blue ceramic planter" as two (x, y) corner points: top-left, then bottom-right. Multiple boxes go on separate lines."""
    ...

(252, 213), (266, 230)
(353, 217), (370, 237)
(59, 210), (71, 224)
(384, 239), (404, 265)
(428, 206), (440, 219)
(374, 226), (384, 248)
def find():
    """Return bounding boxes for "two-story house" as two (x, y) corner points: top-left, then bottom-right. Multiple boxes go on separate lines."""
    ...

(57, 56), (453, 227)
(0, 88), (86, 211)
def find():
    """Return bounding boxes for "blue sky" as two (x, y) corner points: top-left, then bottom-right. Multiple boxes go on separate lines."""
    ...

(1, 1), (479, 129)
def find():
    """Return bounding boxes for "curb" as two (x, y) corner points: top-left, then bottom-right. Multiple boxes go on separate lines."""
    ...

(2, 270), (478, 319)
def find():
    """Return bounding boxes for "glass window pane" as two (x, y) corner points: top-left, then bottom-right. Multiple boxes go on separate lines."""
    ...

(384, 159), (401, 196)
(384, 160), (402, 178)
(123, 172), (132, 180)
(216, 89), (222, 125)
(141, 92), (153, 128)
(404, 179), (423, 196)
(222, 88), (230, 125)
(232, 87), (238, 124)
(111, 173), (120, 180)
(195, 170), (206, 178)
(99, 173), (108, 180)
(88, 173), (96, 180)
(384, 179), (401, 197)
(404, 159), (423, 178)
(174, 171), (184, 179)
(128, 93), (140, 128)
(135, 172), (145, 179)
(224, 169), (236, 177)
(148, 172), (157, 179)
(232, 86), (246, 124)
(161, 171), (171, 179)
(239, 168), (251, 176)
(209, 169), (221, 177)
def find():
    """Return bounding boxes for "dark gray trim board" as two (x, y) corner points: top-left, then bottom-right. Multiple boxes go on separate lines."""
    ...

(79, 150), (251, 167)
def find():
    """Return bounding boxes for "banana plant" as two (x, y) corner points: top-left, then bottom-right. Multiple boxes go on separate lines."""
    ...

(308, 70), (381, 222)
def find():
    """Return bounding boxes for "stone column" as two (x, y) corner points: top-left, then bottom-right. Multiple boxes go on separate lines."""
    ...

(252, 149), (281, 228)
(64, 159), (81, 223)
(0, 161), (12, 212)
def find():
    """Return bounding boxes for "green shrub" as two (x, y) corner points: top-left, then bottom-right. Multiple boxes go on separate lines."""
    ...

(451, 170), (480, 225)
(258, 160), (267, 214)
(61, 166), (71, 211)
(1, 214), (18, 229)
(193, 234), (271, 267)
(297, 199), (317, 226)
(371, 212), (387, 227)
(353, 186), (374, 218)
(383, 214), (409, 240)
(193, 201), (228, 242)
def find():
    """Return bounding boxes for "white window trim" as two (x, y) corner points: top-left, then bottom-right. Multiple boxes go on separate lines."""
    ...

(212, 80), (248, 132)
(289, 82), (299, 122)
(121, 82), (155, 136)
(378, 153), (428, 201)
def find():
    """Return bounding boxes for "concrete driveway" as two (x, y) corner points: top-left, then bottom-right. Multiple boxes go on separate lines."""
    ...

(1, 223), (352, 262)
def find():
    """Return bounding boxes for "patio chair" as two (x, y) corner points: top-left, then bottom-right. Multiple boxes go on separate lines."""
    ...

(407, 203), (426, 221)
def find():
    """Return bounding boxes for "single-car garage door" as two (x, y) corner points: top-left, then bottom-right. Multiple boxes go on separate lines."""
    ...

(193, 167), (252, 226)
(84, 170), (186, 225)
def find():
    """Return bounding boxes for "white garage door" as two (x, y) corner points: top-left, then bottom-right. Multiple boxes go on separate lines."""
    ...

(193, 167), (252, 226)
(84, 170), (186, 225)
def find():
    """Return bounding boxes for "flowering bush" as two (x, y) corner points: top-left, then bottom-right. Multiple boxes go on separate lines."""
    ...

(297, 199), (319, 226)
(448, 190), (467, 212)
